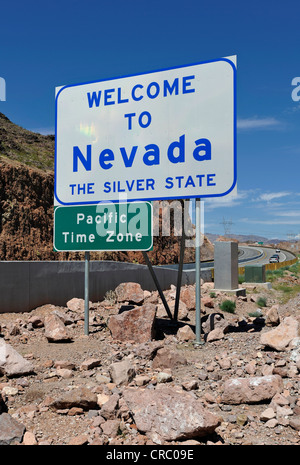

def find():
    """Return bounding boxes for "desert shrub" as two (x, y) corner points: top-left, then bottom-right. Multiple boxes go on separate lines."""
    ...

(219, 299), (236, 314)
(104, 289), (117, 304)
(256, 296), (267, 308)
(238, 274), (245, 284)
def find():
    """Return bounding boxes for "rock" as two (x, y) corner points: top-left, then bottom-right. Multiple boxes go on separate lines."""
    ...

(179, 286), (195, 310)
(54, 360), (75, 370)
(123, 385), (221, 443)
(23, 431), (37, 445)
(0, 339), (34, 377)
(260, 316), (299, 351)
(202, 296), (214, 308)
(265, 418), (278, 428)
(260, 407), (276, 422)
(133, 341), (163, 360)
(289, 416), (300, 431)
(236, 413), (248, 426)
(265, 304), (280, 326)
(97, 393), (110, 407)
(66, 298), (90, 313)
(52, 309), (73, 326)
(101, 419), (121, 438)
(182, 380), (198, 391)
(56, 368), (73, 379)
(115, 282), (144, 305)
(100, 393), (119, 420)
(207, 327), (225, 342)
(44, 314), (72, 342)
(80, 358), (101, 370)
(50, 386), (98, 411)
(156, 372), (173, 383)
(177, 325), (195, 341)
(135, 375), (151, 386)
(28, 315), (44, 328)
(152, 347), (187, 370)
(221, 375), (283, 404)
(109, 358), (136, 386)
(0, 413), (25, 445)
(68, 434), (89, 445)
(108, 303), (156, 343)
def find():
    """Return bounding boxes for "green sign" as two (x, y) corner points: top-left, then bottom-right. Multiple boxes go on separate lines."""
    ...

(54, 202), (153, 252)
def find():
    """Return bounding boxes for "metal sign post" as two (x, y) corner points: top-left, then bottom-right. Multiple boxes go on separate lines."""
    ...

(84, 251), (90, 335)
(195, 198), (204, 345)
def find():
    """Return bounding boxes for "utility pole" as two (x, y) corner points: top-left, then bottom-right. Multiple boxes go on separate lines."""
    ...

(220, 217), (234, 236)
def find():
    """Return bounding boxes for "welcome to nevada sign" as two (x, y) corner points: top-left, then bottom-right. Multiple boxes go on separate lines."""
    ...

(54, 55), (236, 206)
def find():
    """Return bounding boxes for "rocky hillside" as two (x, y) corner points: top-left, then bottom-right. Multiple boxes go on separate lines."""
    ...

(0, 113), (214, 263)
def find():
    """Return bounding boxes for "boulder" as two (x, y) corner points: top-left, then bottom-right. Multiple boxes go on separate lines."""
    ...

(152, 347), (187, 370)
(221, 375), (283, 404)
(99, 393), (119, 420)
(179, 286), (196, 310)
(177, 325), (195, 341)
(109, 358), (136, 386)
(108, 303), (156, 343)
(50, 386), (98, 411)
(0, 413), (25, 445)
(66, 297), (91, 313)
(44, 314), (72, 342)
(260, 316), (299, 351)
(206, 327), (225, 342)
(265, 304), (280, 326)
(115, 282), (144, 305)
(0, 339), (34, 377)
(123, 385), (221, 443)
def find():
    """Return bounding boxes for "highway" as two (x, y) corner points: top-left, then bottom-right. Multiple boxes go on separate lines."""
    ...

(160, 245), (296, 271)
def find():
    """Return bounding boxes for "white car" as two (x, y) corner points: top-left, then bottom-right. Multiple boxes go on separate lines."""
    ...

(275, 249), (280, 253)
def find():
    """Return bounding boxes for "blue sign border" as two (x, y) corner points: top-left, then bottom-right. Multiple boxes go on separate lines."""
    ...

(55, 57), (237, 206)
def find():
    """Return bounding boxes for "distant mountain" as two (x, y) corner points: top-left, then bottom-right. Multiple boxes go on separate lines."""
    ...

(205, 232), (287, 244)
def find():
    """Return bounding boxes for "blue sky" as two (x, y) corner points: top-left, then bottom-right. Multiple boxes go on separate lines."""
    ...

(1, 0), (300, 240)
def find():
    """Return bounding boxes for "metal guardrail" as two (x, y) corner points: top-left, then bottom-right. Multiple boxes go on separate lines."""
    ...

(211, 256), (298, 279)
(238, 257), (298, 275)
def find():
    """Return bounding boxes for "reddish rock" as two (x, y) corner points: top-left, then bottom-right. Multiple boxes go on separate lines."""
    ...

(177, 325), (195, 341)
(180, 286), (196, 310)
(109, 358), (136, 386)
(202, 296), (214, 308)
(68, 434), (89, 445)
(221, 375), (283, 404)
(260, 316), (299, 351)
(0, 413), (25, 445)
(0, 339), (34, 377)
(108, 303), (156, 343)
(23, 431), (38, 445)
(115, 282), (144, 305)
(44, 314), (72, 342)
(123, 385), (221, 443)
(50, 386), (98, 411)
(152, 347), (187, 370)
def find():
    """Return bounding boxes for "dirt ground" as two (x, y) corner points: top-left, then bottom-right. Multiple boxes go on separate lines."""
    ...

(0, 274), (300, 446)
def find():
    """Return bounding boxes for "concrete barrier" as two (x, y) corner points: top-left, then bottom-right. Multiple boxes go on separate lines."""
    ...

(0, 260), (211, 314)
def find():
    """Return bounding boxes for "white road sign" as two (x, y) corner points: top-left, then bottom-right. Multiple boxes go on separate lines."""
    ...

(55, 56), (236, 206)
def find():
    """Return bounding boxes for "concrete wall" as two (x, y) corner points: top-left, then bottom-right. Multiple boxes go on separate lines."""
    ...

(0, 260), (212, 314)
